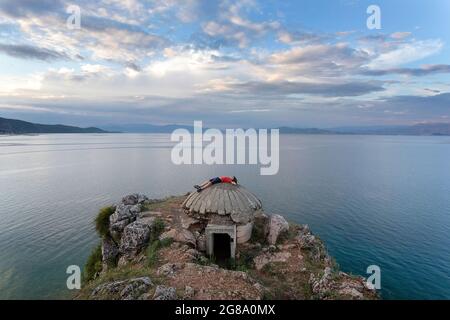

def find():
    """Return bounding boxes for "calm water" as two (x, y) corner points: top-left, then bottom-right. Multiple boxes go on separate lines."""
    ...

(0, 134), (449, 299)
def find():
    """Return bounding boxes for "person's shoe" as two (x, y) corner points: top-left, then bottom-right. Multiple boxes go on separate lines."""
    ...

(197, 188), (202, 193)
(194, 185), (200, 189)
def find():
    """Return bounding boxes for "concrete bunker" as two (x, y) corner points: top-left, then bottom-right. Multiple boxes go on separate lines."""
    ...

(182, 183), (262, 260)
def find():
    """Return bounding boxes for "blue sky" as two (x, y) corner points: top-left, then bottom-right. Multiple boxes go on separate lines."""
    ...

(0, 0), (449, 128)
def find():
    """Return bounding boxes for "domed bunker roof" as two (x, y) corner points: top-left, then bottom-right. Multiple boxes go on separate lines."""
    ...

(182, 183), (262, 223)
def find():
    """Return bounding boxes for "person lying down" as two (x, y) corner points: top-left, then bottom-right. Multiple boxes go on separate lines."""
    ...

(194, 176), (238, 192)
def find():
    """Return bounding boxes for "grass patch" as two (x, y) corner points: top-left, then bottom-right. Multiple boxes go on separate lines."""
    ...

(83, 244), (103, 283)
(95, 206), (115, 238)
(145, 238), (173, 267)
(141, 196), (181, 212)
(150, 218), (165, 242)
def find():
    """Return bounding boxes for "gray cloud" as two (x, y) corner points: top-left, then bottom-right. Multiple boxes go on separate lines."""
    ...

(0, 0), (64, 18)
(0, 43), (70, 61)
(361, 64), (450, 76)
(228, 80), (385, 97)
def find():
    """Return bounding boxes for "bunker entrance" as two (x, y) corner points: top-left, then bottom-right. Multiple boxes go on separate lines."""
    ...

(213, 233), (231, 263)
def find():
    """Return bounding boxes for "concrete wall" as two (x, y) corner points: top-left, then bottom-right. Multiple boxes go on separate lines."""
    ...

(236, 221), (253, 244)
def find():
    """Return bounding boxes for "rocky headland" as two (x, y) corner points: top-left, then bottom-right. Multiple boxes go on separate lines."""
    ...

(76, 193), (378, 300)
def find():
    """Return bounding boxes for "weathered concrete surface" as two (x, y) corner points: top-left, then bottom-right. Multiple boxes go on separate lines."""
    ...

(182, 184), (262, 218)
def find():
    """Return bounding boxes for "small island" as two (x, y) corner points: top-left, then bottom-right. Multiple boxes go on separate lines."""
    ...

(77, 185), (378, 300)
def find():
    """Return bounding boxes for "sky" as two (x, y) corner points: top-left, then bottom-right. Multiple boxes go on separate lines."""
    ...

(0, 0), (449, 128)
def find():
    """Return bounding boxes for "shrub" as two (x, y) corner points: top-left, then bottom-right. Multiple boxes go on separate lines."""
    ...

(95, 206), (115, 238)
(83, 244), (103, 282)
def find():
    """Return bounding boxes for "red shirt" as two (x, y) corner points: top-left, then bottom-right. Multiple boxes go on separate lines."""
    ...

(220, 176), (233, 183)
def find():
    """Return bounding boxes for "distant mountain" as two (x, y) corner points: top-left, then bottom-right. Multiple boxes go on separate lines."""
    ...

(331, 123), (450, 136)
(101, 123), (333, 134)
(278, 127), (333, 134)
(100, 123), (192, 133)
(0, 117), (108, 134)
(99, 122), (450, 136)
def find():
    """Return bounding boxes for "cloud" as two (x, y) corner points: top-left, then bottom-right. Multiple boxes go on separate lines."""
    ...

(201, 0), (280, 48)
(1, 0), (449, 127)
(0, 0), (64, 18)
(225, 80), (385, 97)
(277, 30), (329, 45)
(361, 64), (450, 76)
(0, 43), (70, 61)
(390, 32), (412, 40)
(366, 39), (443, 69)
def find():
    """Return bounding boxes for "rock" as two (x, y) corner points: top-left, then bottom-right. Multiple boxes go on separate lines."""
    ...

(109, 203), (141, 236)
(157, 263), (182, 277)
(309, 267), (333, 298)
(101, 237), (118, 271)
(90, 277), (153, 300)
(90, 280), (126, 299)
(267, 214), (289, 245)
(153, 285), (177, 300)
(160, 228), (196, 248)
(120, 277), (153, 300)
(338, 287), (364, 299)
(253, 251), (292, 271)
(118, 220), (151, 263)
(136, 216), (156, 228)
(122, 194), (149, 205)
(295, 225), (317, 249)
(109, 219), (129, 239)
(138, 293), (152, 300)
(196, 234), (206, 252)
(183, 286), (195, 299)
(181, 216), (201, 229)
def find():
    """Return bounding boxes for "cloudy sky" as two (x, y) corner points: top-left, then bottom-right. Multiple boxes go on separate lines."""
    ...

(0, 0), (449, 128)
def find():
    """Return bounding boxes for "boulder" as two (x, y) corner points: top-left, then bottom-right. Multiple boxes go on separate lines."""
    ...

(160, 228), (196, 248)
(101, 237), (118, 271)
(120, 277), (153, 300)
(122, 193), (149, 205)
(157, 263), (183, 277)
(181, 216), (201, 230)
(109, 203), (141, 236)
(118, 220), (151, 263)
(267, 214), (289, 245)
(153, 285), (177, 300)
(90, 277), (153, 300)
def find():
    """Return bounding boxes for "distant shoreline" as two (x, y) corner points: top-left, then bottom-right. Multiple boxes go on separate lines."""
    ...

(2, 132), (449, 137)
(2, 116), (450, 136)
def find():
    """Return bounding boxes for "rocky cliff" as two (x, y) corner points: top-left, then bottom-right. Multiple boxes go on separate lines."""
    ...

(76, 193), (378, 300)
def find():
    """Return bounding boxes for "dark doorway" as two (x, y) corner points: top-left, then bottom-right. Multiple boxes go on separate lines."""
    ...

(213, 233), (231, 264)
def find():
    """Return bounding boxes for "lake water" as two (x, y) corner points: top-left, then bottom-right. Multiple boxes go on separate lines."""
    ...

(0, 134), (449, 299)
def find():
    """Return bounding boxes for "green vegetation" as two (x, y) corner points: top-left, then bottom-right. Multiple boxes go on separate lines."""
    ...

(226, 250), (257, 272)
(95, 206), (115, 238)
(144, 217), (170, 267)
(146, 238), (173, 267)
(83, 244), (103, 283)
(150, 218), (165, 242)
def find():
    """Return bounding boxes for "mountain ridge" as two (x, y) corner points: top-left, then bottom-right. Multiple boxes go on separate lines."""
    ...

(0, 117), (108, 134)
